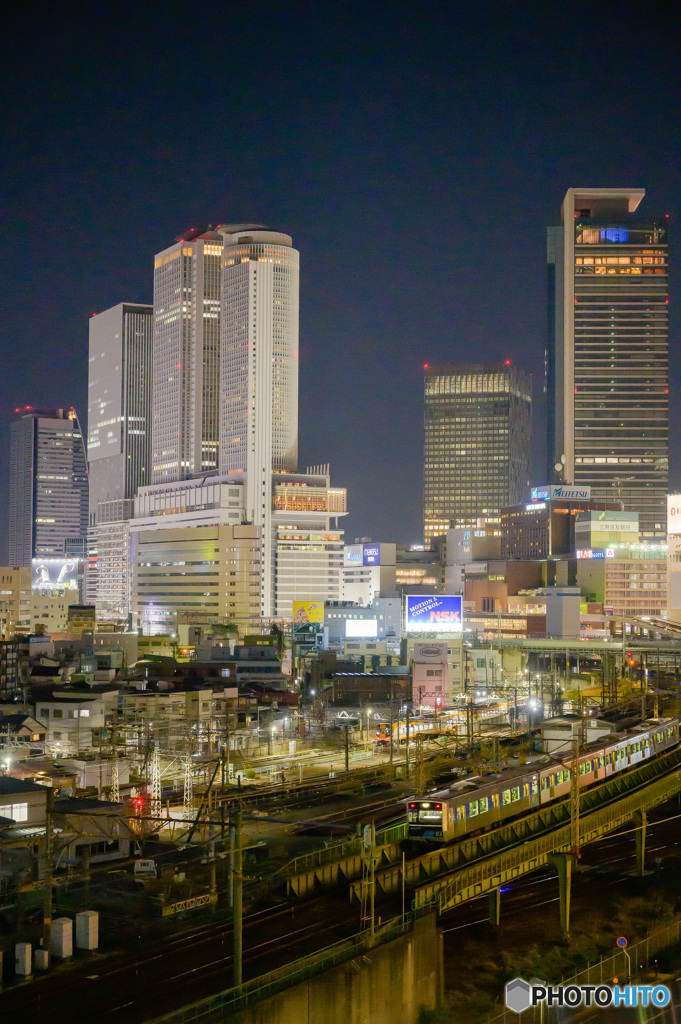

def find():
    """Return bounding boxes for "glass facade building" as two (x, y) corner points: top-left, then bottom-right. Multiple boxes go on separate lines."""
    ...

(423, 363), (532, 542)
(547, 188), (668, 536)
(8, 408), (88, 566)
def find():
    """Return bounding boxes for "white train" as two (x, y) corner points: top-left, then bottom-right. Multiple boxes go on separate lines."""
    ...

(407, 718), (679, 841)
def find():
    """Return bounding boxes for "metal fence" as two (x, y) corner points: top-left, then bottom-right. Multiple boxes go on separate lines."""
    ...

(483, 917), (681, 1024)
(146, 914), (414, 1024)
(268, 821), (408, 886)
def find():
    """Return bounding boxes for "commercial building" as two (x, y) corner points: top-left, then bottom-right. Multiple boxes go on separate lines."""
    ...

(152, 229), (225, 483)
(667, 495), (681, 619)
(9, 408), (88, 566)
(88, 303), (153, 511)
(547, 188), (669, 535)
(220, 226), (300, 618)
(324, 597), (402, 646)
(577, 544), (666, 619)
(501, 486), (621, 560)
(424, 362), (531, 541)
(271, 468), (346, 620)
(0, 567), (31, 638)
(130, 522), (261, 636)
(342, 542), (397, 605)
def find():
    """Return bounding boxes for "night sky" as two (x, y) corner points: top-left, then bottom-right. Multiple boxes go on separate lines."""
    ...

(2, 3), (680, 556)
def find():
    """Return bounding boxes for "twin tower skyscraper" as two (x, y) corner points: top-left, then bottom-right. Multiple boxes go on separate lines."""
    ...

(88, 224), (339, 623)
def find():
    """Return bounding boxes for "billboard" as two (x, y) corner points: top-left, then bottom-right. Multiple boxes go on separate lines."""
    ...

(668, 495), (681, 536)
(412, 641), (449, 663)
(344, 545), (363, 565)
(292, 601), (324, 626)
(405, 595), (462, 633)
(531, 485), (591, 501)
(575, 549), (605, 560)
(32, 558), (80, 595)
(345, 619), (378, 638)
(362, 543), (380, 566)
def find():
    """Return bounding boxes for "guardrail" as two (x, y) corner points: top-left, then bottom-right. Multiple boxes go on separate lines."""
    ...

(420, 754), (681, 914)
(268, 821), (408, 888)
(146, 914), (415, 1024)
(483, 916), (681, 1024)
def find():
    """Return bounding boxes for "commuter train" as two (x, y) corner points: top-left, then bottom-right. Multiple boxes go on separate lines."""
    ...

(407, 718), (679, 841)
(376, 703), (508, 747)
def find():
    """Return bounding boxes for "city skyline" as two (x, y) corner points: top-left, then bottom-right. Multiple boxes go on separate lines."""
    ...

(2, 5), (680, 553)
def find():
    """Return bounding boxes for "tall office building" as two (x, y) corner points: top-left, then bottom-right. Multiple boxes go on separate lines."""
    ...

(87, 302), (153, 624)
(8, 408), (88, 566)
(547, 188), (669, 535)
(152, 228), (226, 482)
(423, 363), (532, 542)
(220, 225), (300, 617)
(88, 303), (153, 512)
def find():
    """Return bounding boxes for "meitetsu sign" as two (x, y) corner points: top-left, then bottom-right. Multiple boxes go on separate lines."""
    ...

(531, 484), (591, 501)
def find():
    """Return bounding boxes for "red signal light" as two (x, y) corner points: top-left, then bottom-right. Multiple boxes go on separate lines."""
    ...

(435, 803), (442, 809)
(409, 803), (416, 809)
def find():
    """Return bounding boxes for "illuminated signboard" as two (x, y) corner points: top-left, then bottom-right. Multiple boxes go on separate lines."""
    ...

(531, 485), (591, 501)
(668, 495), (681, 536)
(345, 619), (378, 638)
(363, 543), (380, 566)
(344, 545), (363, 564)
(405, 595), (462, 633)
(292, 601), (324, 625)
(575, 549), (605, 560)
(31, 559), (80, 595)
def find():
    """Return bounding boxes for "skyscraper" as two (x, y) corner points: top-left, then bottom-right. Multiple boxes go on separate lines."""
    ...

(547, 188), (669, 535)
(8, 408), (88, 566)
(87, 302), (153, 624)
(220, 225), (300, 617)
(88, 302), (153, 512)
(423, 363), (532, 542)
(152, 228), (226, 482)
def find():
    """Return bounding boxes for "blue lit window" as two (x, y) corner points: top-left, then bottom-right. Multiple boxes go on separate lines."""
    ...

(600, 228), (628, 243)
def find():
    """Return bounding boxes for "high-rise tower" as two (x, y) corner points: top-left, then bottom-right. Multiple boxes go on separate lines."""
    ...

(9, 408), (88, 566)
(219, 226), (299, 617)
(152, 229), (225, 482)
(87, 302), (153, 623)
(88, 302), (153, 512)
(547, 189), (669, 535)
(423, 363), (532, 542)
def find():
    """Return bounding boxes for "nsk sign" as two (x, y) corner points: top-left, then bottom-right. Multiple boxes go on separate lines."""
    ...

(405, 595), (463, 633)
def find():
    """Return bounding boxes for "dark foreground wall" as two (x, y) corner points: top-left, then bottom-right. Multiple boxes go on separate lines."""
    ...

(235, 915), (443, 1024)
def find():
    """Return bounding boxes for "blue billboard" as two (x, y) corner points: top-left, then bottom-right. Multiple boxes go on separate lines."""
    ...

(363, 543), (381, 566)
(405, 595), (462, 633)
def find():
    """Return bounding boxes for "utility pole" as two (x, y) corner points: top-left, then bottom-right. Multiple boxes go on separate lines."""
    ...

(389, 693), (394, 764)
(405, 706), (410, 778)
(344, 724), (349, 773)
(233, 806), (243, 989)
(42, 787), (54, 959)
(570, 732), (580, 859)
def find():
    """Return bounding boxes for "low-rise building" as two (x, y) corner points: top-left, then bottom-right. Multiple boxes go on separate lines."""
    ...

(0, 567), (31, 638)
(577, 544), (666, 618)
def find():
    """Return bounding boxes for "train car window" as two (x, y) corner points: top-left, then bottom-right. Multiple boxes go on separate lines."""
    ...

(468, 801), (478, 817)
(456, 806), (465, 822)
(530, 780), (538, 795)
(541, 776), (548, 790)
(492, 793), (500, 808)
(511, 786), (521, 802)
(502, 789), (511, 805)
(599, 756), (605, 768)
(479, 796), (489, 813)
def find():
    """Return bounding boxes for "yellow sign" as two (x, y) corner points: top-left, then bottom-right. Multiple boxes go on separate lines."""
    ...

(293, 601), (324, 625)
